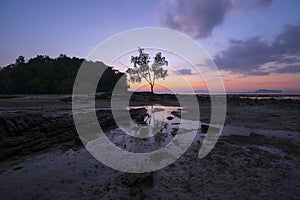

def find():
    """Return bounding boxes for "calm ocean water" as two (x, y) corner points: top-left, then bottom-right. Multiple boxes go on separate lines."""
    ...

(237, 95), (300, 100)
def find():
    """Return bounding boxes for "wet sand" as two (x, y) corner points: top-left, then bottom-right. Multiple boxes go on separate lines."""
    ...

(0, 93), (299, 199)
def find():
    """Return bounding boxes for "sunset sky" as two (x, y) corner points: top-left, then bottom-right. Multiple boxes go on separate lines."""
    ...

(1, 0), (300, 92)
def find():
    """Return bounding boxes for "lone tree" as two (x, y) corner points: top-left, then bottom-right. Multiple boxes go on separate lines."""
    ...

(126, 47), (168, 93)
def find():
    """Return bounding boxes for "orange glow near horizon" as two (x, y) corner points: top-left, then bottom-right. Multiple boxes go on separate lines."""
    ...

(128, 71), (300, 93)
(128, 72), (209, 93)
(221, 71), (300, 91)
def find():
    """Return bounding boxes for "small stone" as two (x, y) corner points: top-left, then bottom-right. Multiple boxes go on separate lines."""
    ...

(13, 166), (23, 170)
(166, 116), (174, 120)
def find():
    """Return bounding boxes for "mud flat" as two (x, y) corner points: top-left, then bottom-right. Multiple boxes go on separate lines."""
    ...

(0, 93), (299, 199)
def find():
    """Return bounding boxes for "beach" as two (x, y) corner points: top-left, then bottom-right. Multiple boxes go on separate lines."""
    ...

(0, 93), (299, 199)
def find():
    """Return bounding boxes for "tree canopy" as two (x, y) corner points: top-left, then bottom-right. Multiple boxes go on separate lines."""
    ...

(0, 55), (128, 94)
(126, 48), (168, 93)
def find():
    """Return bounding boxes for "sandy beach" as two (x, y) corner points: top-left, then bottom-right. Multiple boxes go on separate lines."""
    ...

(0, 93), (299, 199)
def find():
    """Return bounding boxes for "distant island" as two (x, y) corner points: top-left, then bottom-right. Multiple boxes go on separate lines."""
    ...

(255, 89), (282, 93)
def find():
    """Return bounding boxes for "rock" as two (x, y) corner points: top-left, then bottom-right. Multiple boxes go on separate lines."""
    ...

(122, 172), (153, 188)
(171, 110), (181, 118)
(129, 108), (148, 125)
(6, 120), (18, 132)
(13, 166), (23, 170)
(166, 116), (174, 120)
(95, 92), (112, 99)
(129, 188), (146, 199)
(14, 118), (29, 130)
(74, 137), (83, 146)
(61, 140), (75, 148)
(0, 117), (7, 128)
(201, 124), (209, 133)
(171, 128), (178, 136)
(59, 97), (72, 102)
(200, 124), (220, 134)
(31, 143), (50, 152)
(249, 132), (264, 137)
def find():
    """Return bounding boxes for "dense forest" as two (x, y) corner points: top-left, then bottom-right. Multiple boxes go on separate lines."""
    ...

(0, 55), (128, 94)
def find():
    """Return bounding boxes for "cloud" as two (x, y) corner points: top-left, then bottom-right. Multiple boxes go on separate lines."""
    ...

(158, 0), (273, 38)
(241, 0), (274, 12)
(275, 56), (300, 65)
(274, 22), (300, 54)
(158, 0), (233, 38)
(214, 21), (300, 75)
(176, 68), (193, 75)
(255, 0), (273, 8)
(276, 65), (300, 74)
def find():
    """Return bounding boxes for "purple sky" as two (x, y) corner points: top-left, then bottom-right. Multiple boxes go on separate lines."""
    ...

(1, 0), (300, 90)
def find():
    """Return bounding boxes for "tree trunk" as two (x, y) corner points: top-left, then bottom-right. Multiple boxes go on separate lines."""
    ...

(150, 84), (154, 93)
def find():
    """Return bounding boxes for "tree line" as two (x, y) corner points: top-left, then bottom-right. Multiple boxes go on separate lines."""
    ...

(0, 55), (128, 94)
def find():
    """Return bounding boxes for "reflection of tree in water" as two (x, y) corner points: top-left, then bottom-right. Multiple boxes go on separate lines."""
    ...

(146, 106), (169, 144)
(128, 106), (180, 146)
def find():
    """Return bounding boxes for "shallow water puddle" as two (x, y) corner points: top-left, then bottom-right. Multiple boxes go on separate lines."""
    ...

(86, 105), (214, 154)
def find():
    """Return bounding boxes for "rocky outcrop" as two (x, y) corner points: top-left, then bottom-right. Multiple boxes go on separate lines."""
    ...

(0, 113), (77, 160)
(0, 106), (151, 161)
